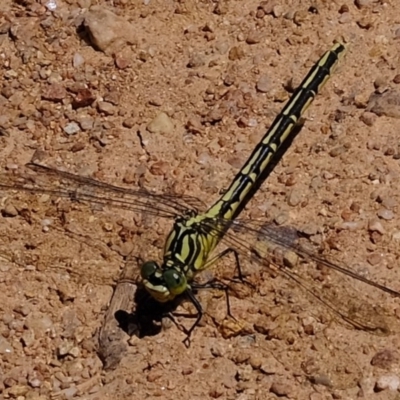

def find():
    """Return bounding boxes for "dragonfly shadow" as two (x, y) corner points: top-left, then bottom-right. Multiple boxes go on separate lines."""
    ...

(113, 285), (177, 339)
(99, 282), (182, 370)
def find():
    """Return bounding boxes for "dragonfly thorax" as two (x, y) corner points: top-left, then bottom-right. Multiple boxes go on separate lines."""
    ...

(141, 214), (213, 303)
(141, 260), (188, 303)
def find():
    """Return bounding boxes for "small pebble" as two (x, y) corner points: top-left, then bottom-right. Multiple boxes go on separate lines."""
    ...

(310, 374), (332, 387)
(360, 112), (376, 126)
(374, 76), (388, 93)
(339, 12), (352, 24)
(69, 346), (80, 358)
(367, 252), (383, 266)
(0, 336), (13, 354)
(377, 208), (394, 220)
(104, 91), (120, 106)
(14, 305), (30, 316)
(97, 101), (116, 115)
(293, 10), (309, 25)
(115, 54), (130, 69)
(329, 146), (347, 157)
(287, 189), (302, 207)
(393, 74), (400, 84)
(78, 116), (94, 131)
(339, 221), (364, 231)
(45, 0), (57, 11)
(215, 40), (229, 55)
(272, 5), (283, 17)
(84, 6), (137, 55)
(256, 74), (271, 93)
(148, 97), (162, 107)
(123, 117), (135, 128)
(392, 231), (400, 241)
(146, 112), (174, 134)
(21, 329), (35, 347)
(246, 30), (263, 44)
(7, 384), (29, 397)
(24, 313), (53, 336)
(368, 218), (385, 234)
(258, 1), (274, 14)
(63, 122), (80, 135)
(358, 377), (375, 397)
(58, 341), (74, 357)
(67, 361), (84, 376)
(274, 213), (289, 225)
(72, 89), (96, 109)
(60, 387), (78, 398)
(248, 355), (262, 369)
(228, 46), (245, 61)
(72, 53), (84, 68)
(270, 380), (292, 396)
(187, 52), (205, 68)
(2, 203), (18, 217)
(375, 374), (400, 391)
(371, 349), (399, 369)
(381, 197), (397, 209)
(283, 10), (295, 20)
(256, 8), (265, 18)
(28, 371), (44, 388)
(354, 92), (370, 108)
(355, 0), (371, 9)
(186, 116), (203, 134)
(368, 90), (400, 119)
(283, 249), (299, 268)
(41, 218), (53, 227)
(42, 83), (66, 102)
(260, 357), (282, 375)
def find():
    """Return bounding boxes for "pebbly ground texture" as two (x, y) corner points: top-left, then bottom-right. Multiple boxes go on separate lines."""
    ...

(1, 0), (400, 399)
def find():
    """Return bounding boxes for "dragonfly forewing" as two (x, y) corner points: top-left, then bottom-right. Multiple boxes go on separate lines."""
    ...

(0, 163), (206, 220)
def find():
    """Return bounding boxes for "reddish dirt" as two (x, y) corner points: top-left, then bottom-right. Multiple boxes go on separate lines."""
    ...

(1, 0), (400, 399)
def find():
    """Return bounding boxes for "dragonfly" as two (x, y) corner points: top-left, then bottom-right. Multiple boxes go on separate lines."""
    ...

(1, 42), (400, 344)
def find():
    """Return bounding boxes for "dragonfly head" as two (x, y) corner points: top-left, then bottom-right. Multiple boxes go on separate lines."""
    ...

(141, 261), (188, 302)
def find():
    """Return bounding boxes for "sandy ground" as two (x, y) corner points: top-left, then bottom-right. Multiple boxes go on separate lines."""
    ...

(1, 0), (400, 399)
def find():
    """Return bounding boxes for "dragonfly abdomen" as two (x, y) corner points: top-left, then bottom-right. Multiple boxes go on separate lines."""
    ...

(207, 42), (346, 222)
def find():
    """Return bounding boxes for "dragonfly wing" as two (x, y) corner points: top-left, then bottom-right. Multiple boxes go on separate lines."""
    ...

(0, 163), (202, 219)
(0, 163), (195, 285)
(300, 338), (362, 390)
(198, 217), (400, 335)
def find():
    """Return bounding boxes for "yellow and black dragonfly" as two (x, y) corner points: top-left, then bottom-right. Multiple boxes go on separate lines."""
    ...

(1, 42), (399, 343)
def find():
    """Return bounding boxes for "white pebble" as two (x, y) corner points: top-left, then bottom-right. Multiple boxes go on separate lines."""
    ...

(73, 53), (84, 68)
(248, 118), (257, 127)
(375, 374), (400, 391)
(45, 0), (57, 11)
(41, 218), (53, 227)
(0, 336), (13, 354)
(63, 122), (80, 135)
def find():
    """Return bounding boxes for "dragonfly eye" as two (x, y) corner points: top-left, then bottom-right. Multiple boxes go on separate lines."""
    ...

(140, 261), (158, 280)
(163, 269), (187, 295)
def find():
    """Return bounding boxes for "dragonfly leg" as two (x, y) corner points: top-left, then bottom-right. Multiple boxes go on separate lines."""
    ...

(182, 248), (253, 344)
(183, 279), (237, 346)
(202, 247), (244, 281)
(191, 279), (235, 319)
(182, 289), (203, 347)
(203, 247), (257, 291)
